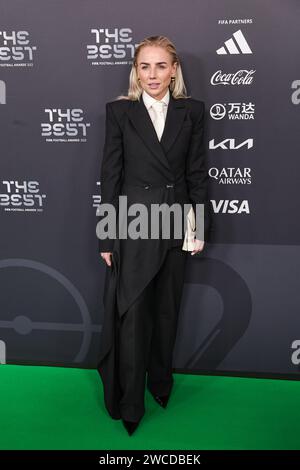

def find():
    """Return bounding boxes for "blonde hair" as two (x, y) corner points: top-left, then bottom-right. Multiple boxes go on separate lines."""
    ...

(115, 35), (191, 101)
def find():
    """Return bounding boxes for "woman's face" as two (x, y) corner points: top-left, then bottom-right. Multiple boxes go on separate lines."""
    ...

(136, 46), (177, 101)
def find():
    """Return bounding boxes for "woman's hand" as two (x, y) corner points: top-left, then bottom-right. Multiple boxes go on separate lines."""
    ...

(100, 252), (113, 266)
(191, 239), (205, 256)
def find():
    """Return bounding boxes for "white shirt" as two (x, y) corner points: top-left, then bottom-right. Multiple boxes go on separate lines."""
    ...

(142, 87), (195, 249)
(142, 88), (170, 126)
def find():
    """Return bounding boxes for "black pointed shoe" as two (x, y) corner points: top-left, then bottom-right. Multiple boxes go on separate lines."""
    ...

(122, 419), (140, 436)
(152, 393), (170, 408)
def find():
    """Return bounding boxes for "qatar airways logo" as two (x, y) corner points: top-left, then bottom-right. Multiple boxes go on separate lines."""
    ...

(209, 167), (252, 185)
(87, 27), (138, 65)
(0, 30), (37, 66)
(210, 69), (255, 86)
(41, 108), (91, 142)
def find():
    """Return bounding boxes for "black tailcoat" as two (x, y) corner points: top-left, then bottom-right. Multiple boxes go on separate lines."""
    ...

(96, 92), (212, 419)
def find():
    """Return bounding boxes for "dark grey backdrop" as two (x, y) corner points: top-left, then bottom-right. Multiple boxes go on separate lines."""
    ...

(1, 0), (300, 379)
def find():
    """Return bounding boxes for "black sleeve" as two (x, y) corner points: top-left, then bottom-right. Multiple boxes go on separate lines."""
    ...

(185, 101), (212, 241)
(97, 102), (124, 252)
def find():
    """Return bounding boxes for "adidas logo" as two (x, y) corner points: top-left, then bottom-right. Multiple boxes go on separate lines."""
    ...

(216, 29), (252, 55)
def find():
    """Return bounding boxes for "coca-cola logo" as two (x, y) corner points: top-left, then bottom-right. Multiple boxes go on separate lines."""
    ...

(210, 69), (255, 86)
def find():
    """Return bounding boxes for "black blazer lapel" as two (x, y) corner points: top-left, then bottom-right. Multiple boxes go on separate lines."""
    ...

(126, 92), (187, 172)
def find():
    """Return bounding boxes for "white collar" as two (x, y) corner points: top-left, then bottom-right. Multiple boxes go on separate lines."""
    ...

(142, 87), (170, 110)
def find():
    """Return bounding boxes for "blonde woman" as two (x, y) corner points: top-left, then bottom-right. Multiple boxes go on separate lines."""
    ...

(97, 35), (211, 435)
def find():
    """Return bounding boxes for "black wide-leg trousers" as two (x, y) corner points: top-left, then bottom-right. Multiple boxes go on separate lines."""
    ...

(118, 245), (187, 422)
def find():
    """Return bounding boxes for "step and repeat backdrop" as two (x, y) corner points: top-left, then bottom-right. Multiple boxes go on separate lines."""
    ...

(1, 0), (300, 379)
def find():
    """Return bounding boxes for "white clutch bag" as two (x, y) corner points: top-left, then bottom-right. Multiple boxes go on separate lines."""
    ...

(182, 206), (196, 251)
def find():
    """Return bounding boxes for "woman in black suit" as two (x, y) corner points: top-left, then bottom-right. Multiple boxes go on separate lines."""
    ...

(97, 35), (211, 435)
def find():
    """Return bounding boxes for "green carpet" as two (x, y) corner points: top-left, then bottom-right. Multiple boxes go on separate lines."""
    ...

(0, 364), (299, 450)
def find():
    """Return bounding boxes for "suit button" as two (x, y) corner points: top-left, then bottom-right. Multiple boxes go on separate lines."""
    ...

(166, 183), (174, 188)
(144, 185), (150, 189)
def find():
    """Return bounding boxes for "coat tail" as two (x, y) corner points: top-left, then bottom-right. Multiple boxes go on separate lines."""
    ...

(96, 251), (122, 420)
(96, 243), (173, 420)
